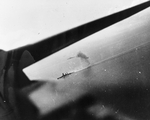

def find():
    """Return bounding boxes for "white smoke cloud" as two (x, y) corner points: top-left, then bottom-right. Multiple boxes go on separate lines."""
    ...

(68, 52), (90, 68)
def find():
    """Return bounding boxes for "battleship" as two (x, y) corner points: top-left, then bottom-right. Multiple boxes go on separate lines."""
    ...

(57, 72), (73, 79)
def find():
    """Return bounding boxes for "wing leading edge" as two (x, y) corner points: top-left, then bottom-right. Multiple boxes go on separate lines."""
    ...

(10, 1), (150, 62)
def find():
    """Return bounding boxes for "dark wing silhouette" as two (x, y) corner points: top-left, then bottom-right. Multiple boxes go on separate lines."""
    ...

(9, 1), (150, 62)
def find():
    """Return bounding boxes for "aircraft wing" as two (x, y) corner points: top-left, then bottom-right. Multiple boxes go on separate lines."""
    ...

(10, 0), (150, 62)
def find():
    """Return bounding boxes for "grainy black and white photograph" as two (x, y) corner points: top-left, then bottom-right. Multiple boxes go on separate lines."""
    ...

(0, 0), (150, 120)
